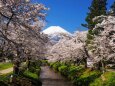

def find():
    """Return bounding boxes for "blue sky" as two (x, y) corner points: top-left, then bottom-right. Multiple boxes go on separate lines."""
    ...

(32, 0), (114, 33)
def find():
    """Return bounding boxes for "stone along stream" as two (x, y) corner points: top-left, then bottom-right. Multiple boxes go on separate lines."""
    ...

(40, 66), (73, 86)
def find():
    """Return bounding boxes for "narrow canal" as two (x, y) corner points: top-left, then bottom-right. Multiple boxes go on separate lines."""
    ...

(40, 66), (73, 86)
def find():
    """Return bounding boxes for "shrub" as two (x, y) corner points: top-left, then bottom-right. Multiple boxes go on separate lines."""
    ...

(0, 72), (13, 85)
(23, 70), (39, 80)
(49, 62), (54, 67)
(90, 72), (115, 86)
(73, 70), (102, 86)
(41, 60), (48, 65)
(35, 68), (41, 76)
(11, 76), (32, 86)
(104, 72), (115, 86)
(68, 66), (79, 80)
(52, 62), (61, 71)
(58, 65), (68, 76)
(28, 60), (41, 73)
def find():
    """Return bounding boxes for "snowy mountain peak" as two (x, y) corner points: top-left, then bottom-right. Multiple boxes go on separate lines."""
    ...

(43, 26), (71, 35)
(43, 26), (72, 43)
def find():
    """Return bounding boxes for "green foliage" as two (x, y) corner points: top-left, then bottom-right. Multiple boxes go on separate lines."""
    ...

(41, 60), (48, 66)
(87, 30), (94, 40)
(90, 72), (115, 86)
(0, 62), (13, 70)
(82, 0), (107, 29)
(50, 62), (84, 80)
(23, 70), (39, 80)
(49, 62), (55, 67)
(11, 76), (33, 86)
(109, 1), (115, 16)
(18, 60), (42, 86)
(72, 69), (102, 86)
(52, 62), (61, 71)
(41, 60), (48, 64)
(50, 62), (115, 86)
(58, 65), (68, 76)
(28, 60), (41, 74)
(86, 29), (95, 46)
(0, 72), (13, 86)
(68, 66), (84, 80)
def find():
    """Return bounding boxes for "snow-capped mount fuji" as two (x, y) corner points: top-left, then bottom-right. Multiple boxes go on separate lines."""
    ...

(43, 26), (71, 35)
(43, 26), (72, 43)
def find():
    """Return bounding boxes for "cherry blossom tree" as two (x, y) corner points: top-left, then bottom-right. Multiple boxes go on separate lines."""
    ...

(89, 15), (115, 72)
(47, 31), (88, 67)
(0, 0), (48, 74)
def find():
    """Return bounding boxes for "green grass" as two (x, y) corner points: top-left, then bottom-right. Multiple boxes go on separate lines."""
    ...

(90, 72), (115, 86)
(0, 72), (13, 86)
(23, 70), (39, 80)
(73, 69), (102, 86)
(0, 72), (12, 81)
(0, 62), (13, 70)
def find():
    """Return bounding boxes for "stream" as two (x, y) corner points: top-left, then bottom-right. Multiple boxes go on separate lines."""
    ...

(40, 66), (73, 86)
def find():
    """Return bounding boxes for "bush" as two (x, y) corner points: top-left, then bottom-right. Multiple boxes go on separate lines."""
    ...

(0, 72), (12, 85)
(23, 70), (39, 80)
(52, 62), (61, 71)
(68, 66), (79, 80)
(58, 65), (68, 76)
(74, 70), (102, 86)
(104, 72), (115, 86)
(28, 60), (41, 73)
(11, 76), (32, 86)
(90, 72), (115, 86)
(41, 60), (48, 65)
(49, 62), (55, 67)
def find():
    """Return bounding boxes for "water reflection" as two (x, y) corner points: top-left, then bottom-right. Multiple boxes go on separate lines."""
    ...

(40, 66), (73, 86)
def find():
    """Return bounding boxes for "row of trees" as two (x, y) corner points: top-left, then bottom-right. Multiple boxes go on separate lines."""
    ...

(85, 0), (115, 71)
(0, 0), (48, 74)
(47, 0), (115, 72)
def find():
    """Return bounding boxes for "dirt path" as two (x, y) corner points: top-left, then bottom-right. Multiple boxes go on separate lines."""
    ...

(0, 67), (13, 75)
(40, 66), (73, 86)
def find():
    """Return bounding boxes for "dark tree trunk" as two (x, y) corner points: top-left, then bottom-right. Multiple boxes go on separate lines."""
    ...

(84, 58), (87, 68)
(13, 46), (21, 74)
(13, 59), (20, 74)
(101, 60), (106, 73)
(82, 58), (87, 68)
(26, 57), (31, 69)
(96, 61), (102, 70)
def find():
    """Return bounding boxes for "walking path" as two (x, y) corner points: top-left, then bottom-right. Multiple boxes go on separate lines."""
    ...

(0, 67), (13, 75)
(40, 66), (73, 86)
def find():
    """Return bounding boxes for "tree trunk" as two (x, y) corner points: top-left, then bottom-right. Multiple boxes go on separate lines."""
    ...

(101, 60), (106, 73)
(13, 46), (21, 74)
(96, 61), (101, 70)
(84, 58), (87, 68)
(26, 57), (30, 69)
(13, 59), (20, 75)
(83, 45), (89, 68)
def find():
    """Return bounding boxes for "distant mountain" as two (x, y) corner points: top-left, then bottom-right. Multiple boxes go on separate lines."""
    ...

(43, 26), (72, 43)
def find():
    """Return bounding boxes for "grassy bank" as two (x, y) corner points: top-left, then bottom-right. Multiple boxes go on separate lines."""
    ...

(0, 60), (42, 86)
(49, 62), (115, 86)
(0, 62), (13, 70)
(0, 72), (13, 86)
